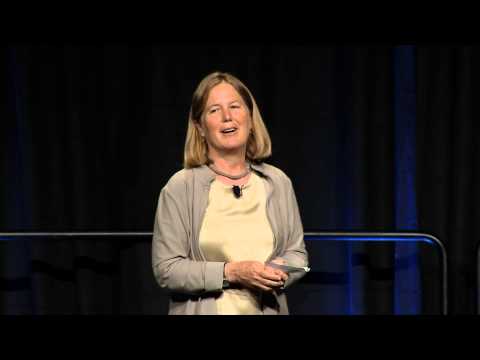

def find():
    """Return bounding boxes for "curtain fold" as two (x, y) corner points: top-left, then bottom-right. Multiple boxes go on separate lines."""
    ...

(416, 46), (479, 314)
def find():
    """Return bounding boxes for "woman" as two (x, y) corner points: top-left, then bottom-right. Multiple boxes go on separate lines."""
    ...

(152, 71), (308, 315)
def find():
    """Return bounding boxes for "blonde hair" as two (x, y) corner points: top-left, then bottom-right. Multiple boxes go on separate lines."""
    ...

(183, 71), (272, 168)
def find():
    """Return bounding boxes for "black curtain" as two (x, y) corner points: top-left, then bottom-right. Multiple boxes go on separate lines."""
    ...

(2, 44), (396, 232)
(1, 43), (476, 314)
(416, 46), (480, 314)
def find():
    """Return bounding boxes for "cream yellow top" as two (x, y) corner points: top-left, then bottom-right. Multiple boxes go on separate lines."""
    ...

(199, 172), (275, 315)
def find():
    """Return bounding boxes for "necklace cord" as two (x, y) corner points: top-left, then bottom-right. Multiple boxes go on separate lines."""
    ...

(209, 163), (251, 180)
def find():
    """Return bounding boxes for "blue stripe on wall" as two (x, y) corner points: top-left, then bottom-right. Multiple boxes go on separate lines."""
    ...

(393, 45), (421, 314)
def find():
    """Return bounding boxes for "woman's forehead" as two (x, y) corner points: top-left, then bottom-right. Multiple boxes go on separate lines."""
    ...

(206, 82), (242, 104)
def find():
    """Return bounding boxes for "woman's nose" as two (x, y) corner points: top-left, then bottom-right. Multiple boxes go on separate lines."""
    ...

(222, 108), (232, 122)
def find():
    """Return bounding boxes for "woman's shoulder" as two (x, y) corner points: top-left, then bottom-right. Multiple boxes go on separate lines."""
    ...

(162, 166), (208, 192)
(255, 162), (291, 182)
(162, 168), (189, 193)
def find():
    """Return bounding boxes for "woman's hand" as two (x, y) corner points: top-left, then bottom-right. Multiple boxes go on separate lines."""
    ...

(225, 261), (288, 292)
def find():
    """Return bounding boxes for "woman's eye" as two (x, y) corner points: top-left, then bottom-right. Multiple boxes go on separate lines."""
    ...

(230, 104), (240, 109)
(209, 108), (218, 114)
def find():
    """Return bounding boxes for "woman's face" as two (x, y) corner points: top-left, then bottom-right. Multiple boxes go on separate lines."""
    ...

(197, 82), (252, 157)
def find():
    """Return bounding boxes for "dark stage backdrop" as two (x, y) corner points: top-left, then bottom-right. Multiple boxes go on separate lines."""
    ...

(416, 46), (480, 314)
(1, 44), (478, 314)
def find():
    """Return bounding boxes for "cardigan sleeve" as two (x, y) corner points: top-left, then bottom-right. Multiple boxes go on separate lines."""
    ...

(152, 173), (224, 295)
(278, 177), (309, 289)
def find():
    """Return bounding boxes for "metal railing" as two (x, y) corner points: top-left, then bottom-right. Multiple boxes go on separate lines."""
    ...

(304, 232), (447, 314)
(0, 231), (447, 314)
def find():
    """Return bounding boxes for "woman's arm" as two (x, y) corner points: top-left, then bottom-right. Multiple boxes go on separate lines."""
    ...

(152, 179), (224, 295)
(276, 177), (309, 289)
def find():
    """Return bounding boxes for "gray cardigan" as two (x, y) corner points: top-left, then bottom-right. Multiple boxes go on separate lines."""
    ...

(152, 162), (309, 315)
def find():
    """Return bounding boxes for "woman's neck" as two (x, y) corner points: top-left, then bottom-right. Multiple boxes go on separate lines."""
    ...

(210, 158), (247, 173)
(208, 153), (250, 186)
(208, 150), (248, 173)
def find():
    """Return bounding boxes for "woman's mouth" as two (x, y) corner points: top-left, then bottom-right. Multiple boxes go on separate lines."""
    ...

(220, 127), (237, 134)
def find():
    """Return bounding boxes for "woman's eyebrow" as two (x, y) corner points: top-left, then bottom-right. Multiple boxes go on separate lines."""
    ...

(207, 100), (241, 109)
(206, 103), (220, 110)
